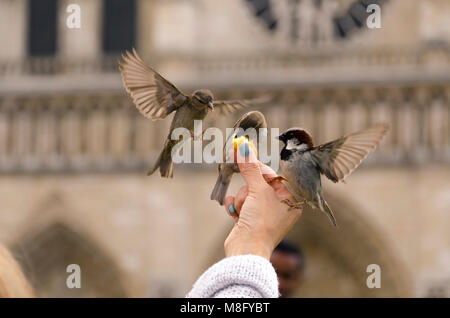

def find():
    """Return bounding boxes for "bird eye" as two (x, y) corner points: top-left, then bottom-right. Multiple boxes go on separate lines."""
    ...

(195, 96), (206, 103)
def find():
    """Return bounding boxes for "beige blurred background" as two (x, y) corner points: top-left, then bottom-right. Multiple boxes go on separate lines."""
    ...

(0, 0), (449, 297)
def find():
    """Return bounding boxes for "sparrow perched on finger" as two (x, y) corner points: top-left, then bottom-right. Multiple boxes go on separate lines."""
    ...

(119, 48), (271, 178)
(211, 111), (267, 205)
(275, 124), (389, 226)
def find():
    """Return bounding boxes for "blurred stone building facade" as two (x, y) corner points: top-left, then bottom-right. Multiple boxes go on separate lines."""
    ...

(0, 0), (449, 297)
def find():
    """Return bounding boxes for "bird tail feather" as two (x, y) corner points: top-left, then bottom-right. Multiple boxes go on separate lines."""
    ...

(210, 174), (230, 206)
(147, 142), (174, 178)
(321, 199), (338, 227)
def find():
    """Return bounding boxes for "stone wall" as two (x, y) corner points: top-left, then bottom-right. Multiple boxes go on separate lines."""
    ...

(0, 0), (449, 297)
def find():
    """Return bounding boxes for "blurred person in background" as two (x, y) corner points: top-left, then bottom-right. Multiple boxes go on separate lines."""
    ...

(0, 243), (34, 298)
(271, 240), (305, 298)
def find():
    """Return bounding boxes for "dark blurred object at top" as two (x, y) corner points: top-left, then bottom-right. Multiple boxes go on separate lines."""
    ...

(28, 0), (58, 56)
(246, 0), (277, 31)
(246, 0), (388, 41)
(27, 0), (136, 57)
(102, 0), (136, 55)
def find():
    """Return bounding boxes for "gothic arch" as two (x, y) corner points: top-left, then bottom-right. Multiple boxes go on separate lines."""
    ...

(11, 222), (128, 297)
(285, 191), (413, 297)
(10, 193), (128, 297)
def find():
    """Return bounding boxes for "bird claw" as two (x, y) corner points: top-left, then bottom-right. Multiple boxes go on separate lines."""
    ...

(267, 176), (288, 185)
(281, 199), (306, 211)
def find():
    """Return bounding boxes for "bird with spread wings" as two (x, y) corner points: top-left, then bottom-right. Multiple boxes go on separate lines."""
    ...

(119, 49), (271, 178)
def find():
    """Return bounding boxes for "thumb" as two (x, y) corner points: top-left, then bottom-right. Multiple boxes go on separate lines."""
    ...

(234, 142), (266, 191)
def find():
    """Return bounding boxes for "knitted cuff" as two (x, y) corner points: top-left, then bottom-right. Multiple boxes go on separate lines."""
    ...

(186, 254), (279, 298)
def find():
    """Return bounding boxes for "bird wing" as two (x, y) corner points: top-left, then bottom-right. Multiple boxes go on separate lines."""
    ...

(119, 48), (188, 120)
(311, 124), (389, 183)
(213, 95), (272, 116)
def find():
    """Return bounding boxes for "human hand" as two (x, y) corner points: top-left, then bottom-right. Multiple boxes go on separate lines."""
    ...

(223, 143), (303, 260)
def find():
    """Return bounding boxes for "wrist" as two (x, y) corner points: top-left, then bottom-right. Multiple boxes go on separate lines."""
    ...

(224, 234), (273, 260)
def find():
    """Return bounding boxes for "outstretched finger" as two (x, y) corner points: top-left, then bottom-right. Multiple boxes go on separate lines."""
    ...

(258, 161), (277, 179)
(257, 162), (295, 200)
(234, 143), (266, 192)
(233, 185), (249, 214)
(224, 196), (238, 223)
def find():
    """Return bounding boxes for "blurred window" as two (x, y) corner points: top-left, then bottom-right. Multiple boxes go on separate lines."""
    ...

(102, 0), (136, 55)
(27, 0), (58, 56)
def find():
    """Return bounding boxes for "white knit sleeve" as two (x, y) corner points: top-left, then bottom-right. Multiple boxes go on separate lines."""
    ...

(186, 255), (279, 298)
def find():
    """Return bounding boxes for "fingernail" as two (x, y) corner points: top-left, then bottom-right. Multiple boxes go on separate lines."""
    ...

(228, 204), (236, 214)
(239, 142), (250, 157)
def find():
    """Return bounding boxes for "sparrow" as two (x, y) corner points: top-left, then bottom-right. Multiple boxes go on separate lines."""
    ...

(211, 111), (267, 205)
(273, 124), (389, 227)
(119, 48), (270, 178)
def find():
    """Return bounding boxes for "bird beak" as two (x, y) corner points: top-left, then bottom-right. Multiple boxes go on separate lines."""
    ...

(207, 102), (214, 111)
(275, 135), (281, 140)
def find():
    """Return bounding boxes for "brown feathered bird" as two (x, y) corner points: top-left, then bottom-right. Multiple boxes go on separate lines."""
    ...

(274, 124), (389, 227)
(211, 111), (267, 205)
(119, 49), (270, 177)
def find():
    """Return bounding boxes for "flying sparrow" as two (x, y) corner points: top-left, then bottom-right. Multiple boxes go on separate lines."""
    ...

(211, 111), (267, 205)
(119, 49), (270, 177)
(274, 124), (389, 226)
